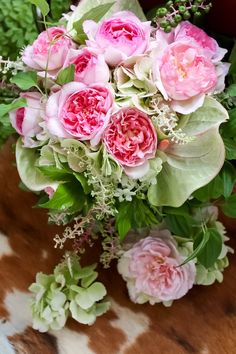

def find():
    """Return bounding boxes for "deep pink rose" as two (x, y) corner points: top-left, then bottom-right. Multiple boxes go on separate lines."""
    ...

(103, 107), (157, 177)
(9, 92), (44, 147)
(118, 232), (196, 304)
(62, 48), (110, 84)
(46, 82), (114, 146)
(22, 27), (73, 72)
(83, 11), (151, 67)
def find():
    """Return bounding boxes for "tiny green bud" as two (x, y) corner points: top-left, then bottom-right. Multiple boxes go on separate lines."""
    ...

(164, 25), (172, 33)
(183, 10), (191, 19)
(166, 1), (174, 9)
(160, 20), (169, 28)
(191, 5), (198, 13)
(156, 7), (168, 17)
(174, 14), (182, 22)
(178, 5), (186, 14)
(204, 5), (211, 13)
(194, 11), (202, 17)
(170, 19), (178, 27)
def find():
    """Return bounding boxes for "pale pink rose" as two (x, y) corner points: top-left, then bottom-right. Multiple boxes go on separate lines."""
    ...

(22, 27), (73, 73)
(44, 186), (55, 199)
(118, 231), (196, 305)
(83, 11), (151, 67)
(174, 21), (227, 62)
(103, 107), (157, 178)
(62, 48), (110, 84)
(9, 92), (44, 148)
(46, 82), (114, 146)
(153, 42), (217, 114)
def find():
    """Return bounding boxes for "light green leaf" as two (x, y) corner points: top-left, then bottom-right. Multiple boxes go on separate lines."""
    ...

(148, 98), (228, 207)
(0, 98), (27, 118)
(56, 64), (75, 85)
(16, 138), (54, 191)
(223, 137), (236, 160)
(75, 289), (94, 310)
(180, 97), (228, 136)
(73, 3), (115, 43)
(28, 0), (50, 17)
(10, 71), (38, 90)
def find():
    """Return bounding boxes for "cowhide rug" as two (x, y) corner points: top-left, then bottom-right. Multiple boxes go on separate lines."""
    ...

(0, 138), (236, 354)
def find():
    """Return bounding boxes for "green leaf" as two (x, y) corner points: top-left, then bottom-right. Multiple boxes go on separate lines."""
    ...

(181, 229), (209, 266)
(116, 198), (159, 241)
(193, 174), (223, 202)
(16, 138), (54, 191)
(38, 165), (72, 181)
(56, 64), (75, 86)
(148, 98), (227, 207)
(220, 161), (236, 198)
(28, 0), (50, 17)
(0, 98), (27, 118)
(226, 84), (236, 97)
(221, 194), (236, 218)
(221, 107), (236, 137)
(196, 228), (223, 268)
(73, 3), (115, 43)
(223, 137), (236, 160)
(39, 182), (86, 213)
(164, 213), (195, 238)
(10, 71), (38, 90)
(73, 173), (91, 194)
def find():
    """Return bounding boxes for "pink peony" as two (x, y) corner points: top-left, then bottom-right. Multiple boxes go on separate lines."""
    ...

(63, 48), (110, 84)
(118, 231), (196, 305)
(103, 107), (157, 177)
(9, 92), (44, 147)
(22, 27), (73, 72)
(46, 82), (114, 146)
(83, 11), (151, 67)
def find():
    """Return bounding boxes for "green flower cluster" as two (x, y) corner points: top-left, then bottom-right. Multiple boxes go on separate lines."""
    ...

(29, 257), (110, 332)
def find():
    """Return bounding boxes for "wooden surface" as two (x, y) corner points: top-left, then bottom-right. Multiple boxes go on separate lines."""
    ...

(0, 139), (236, 354)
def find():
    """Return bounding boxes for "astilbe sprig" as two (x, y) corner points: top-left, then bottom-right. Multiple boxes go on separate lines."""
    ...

(155, 0), (212, 33)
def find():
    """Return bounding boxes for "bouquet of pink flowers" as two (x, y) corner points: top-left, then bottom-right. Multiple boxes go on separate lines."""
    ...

(1, 0), (235, 332)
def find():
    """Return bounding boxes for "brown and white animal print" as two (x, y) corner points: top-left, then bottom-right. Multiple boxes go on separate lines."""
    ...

(0, 138), (236, 354)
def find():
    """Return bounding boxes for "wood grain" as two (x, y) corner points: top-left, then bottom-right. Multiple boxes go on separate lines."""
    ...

(0, 138), (236, 354)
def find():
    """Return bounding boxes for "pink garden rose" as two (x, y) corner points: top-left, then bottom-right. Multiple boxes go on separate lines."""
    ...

(83, 11), (151, 67)
(9, 92), (44, 147)
(62, 48), (110, 84)
(153, 42), (217, 114)
(174, 21), (226, 62)
(103, 107), (157, 178)
(153, 22), (229, 113)
(118, 231), (196, 305)
(46, 82), (114, 146)
(22, 27), (73, 73)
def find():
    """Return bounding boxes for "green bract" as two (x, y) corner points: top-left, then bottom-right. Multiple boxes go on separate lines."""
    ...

(148, 97), (229, 207)
(29, 257), (110, 332)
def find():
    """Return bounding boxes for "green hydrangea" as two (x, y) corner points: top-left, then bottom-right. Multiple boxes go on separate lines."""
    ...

(29, 256), (110, 332)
